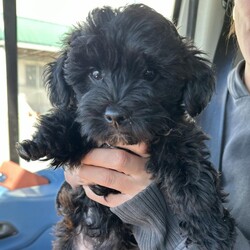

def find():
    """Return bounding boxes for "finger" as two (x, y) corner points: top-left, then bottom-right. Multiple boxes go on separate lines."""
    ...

(82, 148), (148, 175)
(80, 165), (138, 193)
(84, 186), (131, 207)
(115, 142), (150, 158)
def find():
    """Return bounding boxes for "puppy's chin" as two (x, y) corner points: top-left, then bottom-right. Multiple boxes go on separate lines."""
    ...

(98, 141), (148, 158)
(97, 133), (139, 148)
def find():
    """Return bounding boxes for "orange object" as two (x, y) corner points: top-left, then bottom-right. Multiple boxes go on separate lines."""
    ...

(0, 161), (49, 190)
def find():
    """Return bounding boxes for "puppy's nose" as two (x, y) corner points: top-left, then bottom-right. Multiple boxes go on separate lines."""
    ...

(104, 106), (125, 127)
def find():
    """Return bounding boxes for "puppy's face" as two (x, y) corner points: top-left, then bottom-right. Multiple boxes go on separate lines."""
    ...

(45, 4), (214, 146)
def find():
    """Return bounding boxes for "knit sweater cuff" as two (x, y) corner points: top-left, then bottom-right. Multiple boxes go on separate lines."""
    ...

(111, 183), (187, 250)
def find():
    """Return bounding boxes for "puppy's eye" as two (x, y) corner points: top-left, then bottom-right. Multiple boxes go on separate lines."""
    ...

(143, 69), (156, 81)
(89, 69), (103, 81)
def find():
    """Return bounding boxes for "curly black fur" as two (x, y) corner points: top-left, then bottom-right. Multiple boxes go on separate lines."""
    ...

(16, 4), (236, 249)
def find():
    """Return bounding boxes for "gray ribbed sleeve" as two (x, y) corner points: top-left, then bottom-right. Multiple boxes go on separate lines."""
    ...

(111, 183), (189, 250)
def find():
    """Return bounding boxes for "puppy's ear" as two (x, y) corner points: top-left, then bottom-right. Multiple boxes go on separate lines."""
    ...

(183, 52), (215, 117)
(44, 52), (73, 107)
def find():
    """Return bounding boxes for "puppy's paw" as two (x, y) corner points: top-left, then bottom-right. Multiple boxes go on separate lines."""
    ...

(16, 140), (45, 161)
(89, 184), (120, 197)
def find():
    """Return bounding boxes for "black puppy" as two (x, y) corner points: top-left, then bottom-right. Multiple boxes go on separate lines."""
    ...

(17, 4), (236, 250)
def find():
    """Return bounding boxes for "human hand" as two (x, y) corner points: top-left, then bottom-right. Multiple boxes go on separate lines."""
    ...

(233, 0), (250, 89)
(64, 143), (153, 207)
